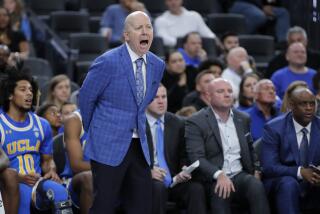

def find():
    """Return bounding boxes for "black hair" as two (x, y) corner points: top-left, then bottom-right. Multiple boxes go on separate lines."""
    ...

(198, 58), (225, 72)
(220, 31), (238, 43)
(0, 67), (38, 112)
(36, 103), (57, 118)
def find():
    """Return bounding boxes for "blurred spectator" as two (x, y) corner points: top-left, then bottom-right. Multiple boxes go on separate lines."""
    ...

(60, 101), (77, 123)
(222, 46), (254, 100)
(245, 79), (280, 141)
(175, 105), (197, 118)
(280, 80), (308, 113)
(182, 69), (215, 111)
(37, 103), (62, 137)
(0, 7), (29, 59)
(271, 42), (316, 99)
(100, 0), (148, 47)
(3, 0), (31, 41)
(178, 32), (207, 68)
(45, 74), (71, 110)
(312, 72), (320, 116)
(218, 32), (256, 67)
(229, 0), (290, 43)
(198, 58), (224, 78)
(162, 50), (189, 113)
(218, 32), (239, 63)
(265, 26), (320, 78)
(0, 44), (21, 74)
(154, 0), (216, 47)
(238, 72), (259, 111)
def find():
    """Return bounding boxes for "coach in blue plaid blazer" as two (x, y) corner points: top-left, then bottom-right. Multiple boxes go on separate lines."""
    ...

(79, 12), (165, 214)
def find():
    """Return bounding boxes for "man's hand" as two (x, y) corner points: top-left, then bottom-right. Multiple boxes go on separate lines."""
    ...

(301, 167), (320, 185)
(254, 170), (262, 180)
(174, 167), (191, 184)
(43, 170), (62, 183)
(263, 5), (274, 17)
(214, 173), (235, 199)
(151, 166), (167, 182)
(197, 48), (207, 61)
(19, 173), (41, 186)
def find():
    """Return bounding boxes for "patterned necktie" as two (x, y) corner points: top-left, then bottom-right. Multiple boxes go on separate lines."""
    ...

(135, 58), (144, 105)
(156, 119), (172, 187)
(300, 128), (309, 167)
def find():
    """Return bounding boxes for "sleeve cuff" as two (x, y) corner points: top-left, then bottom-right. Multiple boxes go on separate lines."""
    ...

(213, 170), (223, 180)
(297, 166), (302, 180)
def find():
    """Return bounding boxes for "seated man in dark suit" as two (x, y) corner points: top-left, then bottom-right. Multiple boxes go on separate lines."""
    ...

(146, 84), (207, 214)
(185, 78), (270, 214)
(261, 87), (320, 214)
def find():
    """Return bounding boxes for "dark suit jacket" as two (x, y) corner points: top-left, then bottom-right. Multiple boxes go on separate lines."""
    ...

(79, 44), (165, 166)
(146, 112), (186, 176)
(185, 107), (256, 182)
(261, 112), (320, 191)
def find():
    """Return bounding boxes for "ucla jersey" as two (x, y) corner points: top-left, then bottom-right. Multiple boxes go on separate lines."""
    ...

(60, 110), (88, 178)
(0, 110), (53, 175)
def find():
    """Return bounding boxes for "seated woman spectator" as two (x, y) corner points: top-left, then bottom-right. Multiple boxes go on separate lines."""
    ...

(36, 103), (62, 137)
(45, 74), (71, 110)
(0, 7), (29, 59)
(3, 0), (31, 41)
(238, 73), (259, 111)
(162, 50), (190, 113)
(280, 80), (308, 113)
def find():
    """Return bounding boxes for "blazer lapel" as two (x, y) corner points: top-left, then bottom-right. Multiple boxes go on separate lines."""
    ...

(233, 112), (249, 156)
(287, 116), (300, 165)
(121, 45), (139, 104)
(205, 108), (223, 150)
(141, 53), (155, 107)
(308, 119), (319, 164)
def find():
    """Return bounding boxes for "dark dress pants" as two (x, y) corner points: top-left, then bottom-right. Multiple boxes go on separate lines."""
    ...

(152, 179), (207, 214)
(90, 138), (152, 214)
(209, 172), (270, 214)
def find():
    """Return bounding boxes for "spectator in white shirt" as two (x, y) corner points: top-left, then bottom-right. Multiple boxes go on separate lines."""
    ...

(154, 0), (216, 47)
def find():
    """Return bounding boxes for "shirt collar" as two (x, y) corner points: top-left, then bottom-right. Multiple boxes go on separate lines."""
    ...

(146, 112), (164, 126)
(125, 42), (147, 64)
(210, 107), (234, 123)
(292, 117), (311, 134)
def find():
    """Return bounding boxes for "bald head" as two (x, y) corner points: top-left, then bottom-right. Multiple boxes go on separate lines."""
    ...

(123, 11), (153, 56)
(207, 78), (234, 111)
(227, 47), (249, 72)
(124, 11), (151, 32)
(291, 87), (314, 102)
(290, 87), (316, 126)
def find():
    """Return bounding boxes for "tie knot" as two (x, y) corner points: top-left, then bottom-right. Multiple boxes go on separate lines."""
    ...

(301, 128), (308, 135)
(156, 119), (162, 126)
(135, 58), (144, 67)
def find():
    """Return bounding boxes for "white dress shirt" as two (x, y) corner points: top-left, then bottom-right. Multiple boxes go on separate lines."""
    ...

(211, 109), (243, 179)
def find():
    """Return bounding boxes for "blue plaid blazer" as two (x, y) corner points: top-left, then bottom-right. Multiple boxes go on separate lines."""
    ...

(79, 44), (165, 166)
